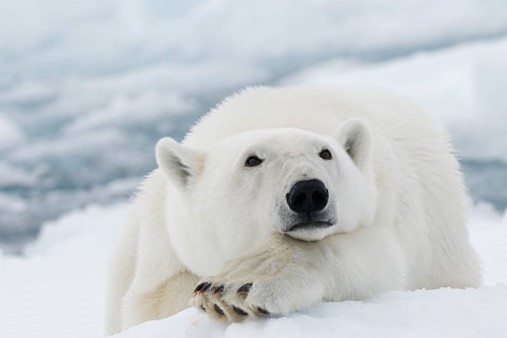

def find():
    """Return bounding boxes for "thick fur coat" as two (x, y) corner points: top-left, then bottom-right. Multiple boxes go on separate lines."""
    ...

(106, 87), (481, 334)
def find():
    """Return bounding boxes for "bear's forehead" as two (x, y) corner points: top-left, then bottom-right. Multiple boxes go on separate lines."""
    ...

(236, 128), (324, 143)
(218, 128), (332, 152)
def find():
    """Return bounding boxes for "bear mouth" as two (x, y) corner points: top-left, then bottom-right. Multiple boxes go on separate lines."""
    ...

(284, 220), (334, 232)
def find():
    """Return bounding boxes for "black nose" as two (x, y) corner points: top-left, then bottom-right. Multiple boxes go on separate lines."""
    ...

(286, 179), (329, 213)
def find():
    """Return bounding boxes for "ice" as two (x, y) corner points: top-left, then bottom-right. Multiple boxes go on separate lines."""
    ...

(0, 201), (505, 338)
(63, 92), (194, 134)
(1, 0), (507, 245)
(0, 114), (24, 150)
(3, 1), (507, 69)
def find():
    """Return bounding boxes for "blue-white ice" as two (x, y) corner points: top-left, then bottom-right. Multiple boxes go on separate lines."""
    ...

(1, 0), (507, 248)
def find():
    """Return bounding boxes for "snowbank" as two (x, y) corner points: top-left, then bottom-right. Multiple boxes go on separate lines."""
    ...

(0, 204), (126, 338)
(0, 201), (505, 338)
(115, 286), (507, 338)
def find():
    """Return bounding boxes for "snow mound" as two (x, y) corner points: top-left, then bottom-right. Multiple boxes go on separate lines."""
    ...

(114, 286), (507, 338)
(0, 204), (127, 338)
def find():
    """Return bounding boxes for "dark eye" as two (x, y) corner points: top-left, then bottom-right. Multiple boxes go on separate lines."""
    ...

(245, 155), (263, 167)
(319, 149), (332, 160)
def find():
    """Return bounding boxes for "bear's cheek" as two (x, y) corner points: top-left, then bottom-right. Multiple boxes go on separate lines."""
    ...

(168, 204), (274, 276)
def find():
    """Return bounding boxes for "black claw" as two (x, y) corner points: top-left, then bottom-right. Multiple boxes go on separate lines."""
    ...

(237, 283), (253, 293)
(257, 307), (270, 315)
(214, 304), (224, 315)
(194, 282), (206, 293)
(194, 282), (212, 294)
(212, 285), (225, 294)
(232, 306), (248, 316)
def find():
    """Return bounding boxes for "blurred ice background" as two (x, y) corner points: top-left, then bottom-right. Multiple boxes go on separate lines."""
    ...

(1, 0), (507, 251)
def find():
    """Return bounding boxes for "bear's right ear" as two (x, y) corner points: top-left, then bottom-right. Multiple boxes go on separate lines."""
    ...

(155, 137), (203, 187)
(335, 118), (371, 170)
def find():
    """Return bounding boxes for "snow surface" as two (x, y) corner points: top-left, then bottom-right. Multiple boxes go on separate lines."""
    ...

(0, 202), (506, 338)
(116, 287), (507, 338)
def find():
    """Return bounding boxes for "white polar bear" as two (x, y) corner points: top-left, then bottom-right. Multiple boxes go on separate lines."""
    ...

(106, 86), (481, 334)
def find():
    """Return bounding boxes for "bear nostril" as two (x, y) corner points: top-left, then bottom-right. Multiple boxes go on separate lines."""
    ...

(287, 179), (328, 213)
(312, 190), (327, 209)
(293, 192), (307, 208)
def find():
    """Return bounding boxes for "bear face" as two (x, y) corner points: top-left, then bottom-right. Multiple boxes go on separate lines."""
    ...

(156, 120), (376, 275)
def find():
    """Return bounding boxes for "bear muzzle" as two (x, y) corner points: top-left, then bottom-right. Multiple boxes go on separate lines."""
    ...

(283, 179), (335, 233)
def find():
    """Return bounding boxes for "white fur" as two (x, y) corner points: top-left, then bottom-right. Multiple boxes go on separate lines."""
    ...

(106, 86), (481, 334)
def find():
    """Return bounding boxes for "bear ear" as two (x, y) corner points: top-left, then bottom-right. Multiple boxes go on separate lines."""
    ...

(335, 119), (371, 170)
(155, 137), (203, 187)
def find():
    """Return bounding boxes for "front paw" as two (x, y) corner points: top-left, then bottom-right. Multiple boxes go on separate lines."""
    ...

(191, 279), (272, 322)
(191, 235), (323, 322)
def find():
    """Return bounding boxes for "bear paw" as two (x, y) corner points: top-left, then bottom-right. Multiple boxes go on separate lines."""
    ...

(191, 248), (296, 322)
(191, 280), (273, 322)
(191, 235), (323, 322)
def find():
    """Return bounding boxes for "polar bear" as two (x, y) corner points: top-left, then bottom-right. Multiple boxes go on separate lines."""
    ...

(105, 86), (481, 334)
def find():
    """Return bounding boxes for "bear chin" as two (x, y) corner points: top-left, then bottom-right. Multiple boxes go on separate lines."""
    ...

(282, 228), (335, 242)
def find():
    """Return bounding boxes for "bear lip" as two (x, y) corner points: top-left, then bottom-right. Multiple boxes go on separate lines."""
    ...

(284, 220), (334, 232)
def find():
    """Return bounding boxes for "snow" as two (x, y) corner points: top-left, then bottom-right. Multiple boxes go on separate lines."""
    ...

(116, 287), (507, 338)
(0, 204), (125, 338)
(0, 202), (506, 338)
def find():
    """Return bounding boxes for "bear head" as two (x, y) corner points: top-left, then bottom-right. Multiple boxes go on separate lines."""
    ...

(155, 119), (376, 274)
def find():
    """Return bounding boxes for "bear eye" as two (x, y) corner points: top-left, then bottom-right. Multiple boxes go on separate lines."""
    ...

(319, 149), (332, 160)
(245, 155), (263, 167)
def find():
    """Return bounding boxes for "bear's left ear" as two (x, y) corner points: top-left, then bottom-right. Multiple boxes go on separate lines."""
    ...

(335, 118), (371, 170)
(155, 137), (204, 188)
